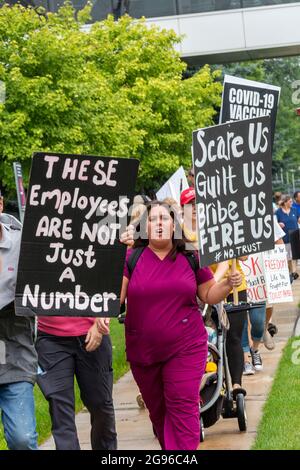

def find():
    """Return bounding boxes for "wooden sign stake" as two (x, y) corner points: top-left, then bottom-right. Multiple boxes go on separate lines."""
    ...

(231, 258), (239, 306)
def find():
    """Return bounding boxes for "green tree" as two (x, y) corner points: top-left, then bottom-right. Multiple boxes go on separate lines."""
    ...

(263, 57), (300, 178)
(0, 2), (221, 194)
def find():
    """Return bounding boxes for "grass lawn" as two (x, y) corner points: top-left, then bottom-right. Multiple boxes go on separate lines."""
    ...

(0, 319), (128, 450)
(252, 337), (300, 450)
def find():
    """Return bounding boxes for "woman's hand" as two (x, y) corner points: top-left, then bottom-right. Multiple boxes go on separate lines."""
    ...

(85, 322), (103, 352)
(227, 271), (243, 289)
(96, 318), (111, 335)
(120, 224), (135, 247)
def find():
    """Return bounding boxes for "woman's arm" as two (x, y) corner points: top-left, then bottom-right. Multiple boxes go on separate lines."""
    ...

(213, 261), (229, 282)
(197, 271), (242, 305)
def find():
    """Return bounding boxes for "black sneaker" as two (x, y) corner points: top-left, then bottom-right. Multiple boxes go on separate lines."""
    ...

(293, 272), (299, 280)
(267, 322), (278, 337)
(250, 348), (263, 371)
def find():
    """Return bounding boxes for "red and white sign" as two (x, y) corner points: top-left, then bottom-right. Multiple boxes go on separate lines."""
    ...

(263, 245), (293, 304)
(240, 254), (267, 302)
(240, 246), (293, 304)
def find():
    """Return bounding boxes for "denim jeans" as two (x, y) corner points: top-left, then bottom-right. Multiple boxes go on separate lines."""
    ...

(242, 304), (266, 353)
(0, 381), (38, 450)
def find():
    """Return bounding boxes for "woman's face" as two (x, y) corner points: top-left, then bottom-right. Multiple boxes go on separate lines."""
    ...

(147, 205), (174, 244)
(183, 199), (196, 227)
(285, 198), (293, 208)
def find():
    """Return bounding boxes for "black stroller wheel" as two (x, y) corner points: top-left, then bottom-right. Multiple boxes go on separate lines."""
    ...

(200, 417), (205, 443)
(236, 393), (247, 432)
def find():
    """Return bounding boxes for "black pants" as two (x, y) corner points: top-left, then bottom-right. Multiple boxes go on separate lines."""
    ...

(36, 332), (117, 450)
(225, 291), (248, 386)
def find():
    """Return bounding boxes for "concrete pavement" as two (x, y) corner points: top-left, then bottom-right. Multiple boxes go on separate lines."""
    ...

(41, 280), (300, 450)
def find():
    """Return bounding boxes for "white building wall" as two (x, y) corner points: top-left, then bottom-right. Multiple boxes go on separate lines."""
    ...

(144, 3), (300, 62)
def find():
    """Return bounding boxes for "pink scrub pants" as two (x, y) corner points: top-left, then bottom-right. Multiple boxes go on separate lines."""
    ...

(130, 341), (207, 450)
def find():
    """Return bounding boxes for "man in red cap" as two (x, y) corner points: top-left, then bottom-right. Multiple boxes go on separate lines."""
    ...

(187, 168), (195, 188)
(180, 187), (197, 245)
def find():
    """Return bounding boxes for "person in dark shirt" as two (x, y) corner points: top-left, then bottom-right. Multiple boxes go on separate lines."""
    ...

(292, 190), (300, 219)
(0, 190), (38, 450)
(276, 195), (300, 278)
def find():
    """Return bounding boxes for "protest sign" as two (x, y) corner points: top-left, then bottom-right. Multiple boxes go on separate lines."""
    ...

(220, 74), (280, 147)
(240, 254), (267, 303)
(240, 246), (293, 304)
(192, 116), (274, 267)
(156, 166), (189, 204)
(15, 153), (139, 317)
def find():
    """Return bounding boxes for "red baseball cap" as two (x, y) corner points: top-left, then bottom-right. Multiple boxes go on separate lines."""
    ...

(180, 187), (196, 206)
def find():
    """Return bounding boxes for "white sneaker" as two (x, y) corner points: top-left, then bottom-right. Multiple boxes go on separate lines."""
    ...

(250, 348), (263, 371)
(263, 329), (275, 350)
(243, 362), (255, 375)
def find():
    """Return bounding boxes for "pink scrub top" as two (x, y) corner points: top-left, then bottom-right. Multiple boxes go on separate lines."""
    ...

(38, 317), (94, 337)
(123, 247), (213, 365)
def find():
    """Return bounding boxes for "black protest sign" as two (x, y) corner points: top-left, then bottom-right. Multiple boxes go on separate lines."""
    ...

(193, 116), (274, 267)
(15, 153), (139, 317)
(220, 75), (280, 147)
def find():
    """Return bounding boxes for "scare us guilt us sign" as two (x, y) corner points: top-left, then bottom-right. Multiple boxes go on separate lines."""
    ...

(15, 153), (139, 317)
(193, 116), (274, 268)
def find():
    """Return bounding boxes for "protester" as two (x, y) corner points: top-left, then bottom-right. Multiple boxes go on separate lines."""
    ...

(292, 190), (300, 219)
(241, 303), (266, 375)
(98, 201), (242, 450)
(275, 195), (300, 279)
(180, 187), (197, 246)
(263, 216), (286, 350)
(222, 261), (254, 381)
(36, 314), (117, 450)
(0, 190), (38, 450)
(180, 187), (249, 395)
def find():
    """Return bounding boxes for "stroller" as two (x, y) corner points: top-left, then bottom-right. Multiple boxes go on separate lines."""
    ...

(199, 301), (255, 442)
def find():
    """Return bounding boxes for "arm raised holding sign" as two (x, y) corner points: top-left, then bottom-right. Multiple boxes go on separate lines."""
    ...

(197, 269), (242, 305)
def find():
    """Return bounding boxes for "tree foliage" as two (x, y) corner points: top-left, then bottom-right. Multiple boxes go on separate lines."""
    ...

(263, 57), (300, 174)
(0, 2), (221, 194)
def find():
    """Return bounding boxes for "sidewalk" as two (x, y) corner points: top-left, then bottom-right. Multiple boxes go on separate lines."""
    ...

(41, 281), (300, 450)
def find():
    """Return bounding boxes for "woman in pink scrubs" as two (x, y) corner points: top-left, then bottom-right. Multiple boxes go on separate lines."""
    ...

(98, 201), (242, 450)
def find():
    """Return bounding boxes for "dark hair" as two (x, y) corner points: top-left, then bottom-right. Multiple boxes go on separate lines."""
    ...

(133, 200), (190, 261)
(293, 191), (300, 200)
(273, 191), (282, 205)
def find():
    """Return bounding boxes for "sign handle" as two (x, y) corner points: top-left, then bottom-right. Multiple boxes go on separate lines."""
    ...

(231, 258), (239, 306)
